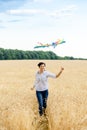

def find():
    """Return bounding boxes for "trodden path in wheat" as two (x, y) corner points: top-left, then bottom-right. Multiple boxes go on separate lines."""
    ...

(0, 60), (87, 130)
(30, 93), (49, 130)
(32, 111), (49, 130)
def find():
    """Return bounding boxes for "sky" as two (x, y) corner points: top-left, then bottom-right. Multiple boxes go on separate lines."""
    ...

(0, 0), (87, 58)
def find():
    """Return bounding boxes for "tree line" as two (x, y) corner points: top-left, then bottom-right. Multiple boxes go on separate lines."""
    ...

(0, 48), (86, 60)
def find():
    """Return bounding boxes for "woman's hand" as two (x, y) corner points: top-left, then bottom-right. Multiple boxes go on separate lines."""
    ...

(61, 67), (64, 72)
(31, 87), (34, 90)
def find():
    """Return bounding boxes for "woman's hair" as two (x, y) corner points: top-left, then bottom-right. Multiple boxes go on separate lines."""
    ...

(37, 62), (46, 67)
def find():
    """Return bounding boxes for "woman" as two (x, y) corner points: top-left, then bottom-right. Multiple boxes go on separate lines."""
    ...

(31, 62), (64, 116)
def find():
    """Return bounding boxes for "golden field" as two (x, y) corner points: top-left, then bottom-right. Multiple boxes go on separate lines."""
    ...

(0, 60), (87, 130)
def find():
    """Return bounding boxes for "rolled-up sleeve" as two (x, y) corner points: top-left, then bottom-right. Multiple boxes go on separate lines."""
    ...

(46, 71), (56, 78)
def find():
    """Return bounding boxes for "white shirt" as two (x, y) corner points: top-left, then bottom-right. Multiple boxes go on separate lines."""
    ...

(34, 70), (56, 91)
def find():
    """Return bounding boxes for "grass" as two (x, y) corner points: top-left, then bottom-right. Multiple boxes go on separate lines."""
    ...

(0, 60), (87, 130)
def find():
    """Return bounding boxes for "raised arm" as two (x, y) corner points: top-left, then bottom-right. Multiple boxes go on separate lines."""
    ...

(56, 67), (64, 78)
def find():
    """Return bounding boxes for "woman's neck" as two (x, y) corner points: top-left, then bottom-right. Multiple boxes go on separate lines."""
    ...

(39, 69), (44, 74)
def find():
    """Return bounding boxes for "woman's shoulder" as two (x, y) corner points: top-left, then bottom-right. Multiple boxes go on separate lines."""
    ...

(35, 71), (39, 75)
(44, 70), (50, 74)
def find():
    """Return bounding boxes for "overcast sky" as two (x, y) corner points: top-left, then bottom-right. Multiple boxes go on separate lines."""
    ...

(0, 0), (87, 58)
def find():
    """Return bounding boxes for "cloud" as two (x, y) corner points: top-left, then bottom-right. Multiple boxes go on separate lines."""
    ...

(0, 0), (27, 3)
(6, 9), (43, 15)
(6, 4), (77, 18)
(49, 5), (78, 18)
(0, 20), (3, 23)
(0, 25), (6, 29)
(8, 19), (22, 23)
(33, 0), (53, 3)
(0, 0), (28, 12)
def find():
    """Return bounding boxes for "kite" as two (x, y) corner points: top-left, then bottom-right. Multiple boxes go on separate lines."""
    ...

(34, 39), (66, 49)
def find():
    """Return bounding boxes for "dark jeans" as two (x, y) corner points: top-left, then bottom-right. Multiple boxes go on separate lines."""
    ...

(36, 90), (48, 116)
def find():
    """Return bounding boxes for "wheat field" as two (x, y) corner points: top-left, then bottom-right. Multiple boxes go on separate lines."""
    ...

(0, 60), (87, 130)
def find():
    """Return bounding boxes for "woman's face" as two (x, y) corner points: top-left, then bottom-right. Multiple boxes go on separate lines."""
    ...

(39, 64), (45, 71)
